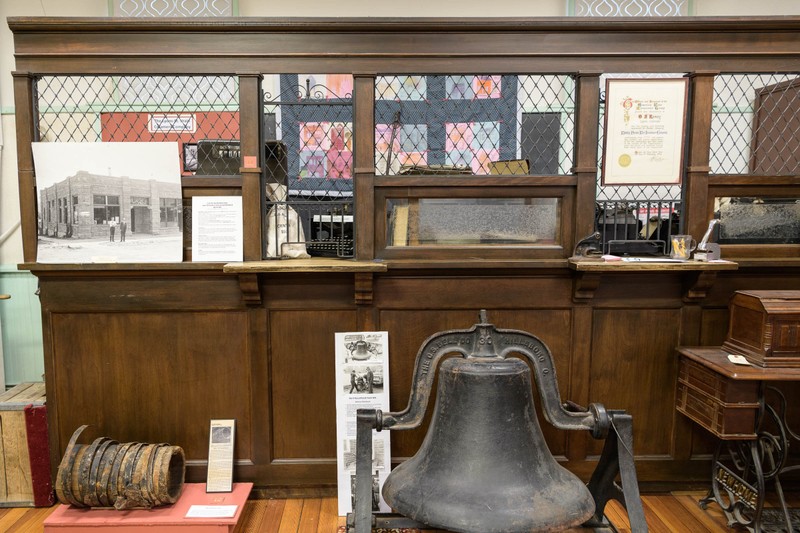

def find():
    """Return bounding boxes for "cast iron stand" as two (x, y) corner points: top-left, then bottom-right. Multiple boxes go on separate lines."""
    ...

(699, 386), (799, 533)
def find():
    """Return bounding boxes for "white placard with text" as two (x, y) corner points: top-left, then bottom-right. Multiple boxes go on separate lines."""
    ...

(334, 331), (391, 516)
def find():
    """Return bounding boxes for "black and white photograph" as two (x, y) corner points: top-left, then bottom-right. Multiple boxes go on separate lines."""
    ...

(342, 438), (386, 472)
(31, 142), (183, 263)
(342, 365), (384, 395)
(211, 425), (232, 444)
(342, 333), (383, 363)
(349, 472), (381, 512)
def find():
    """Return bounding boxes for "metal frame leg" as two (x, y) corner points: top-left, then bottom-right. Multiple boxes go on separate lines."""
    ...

(585, 411), (648, 532)
(348, 409), (377, 533)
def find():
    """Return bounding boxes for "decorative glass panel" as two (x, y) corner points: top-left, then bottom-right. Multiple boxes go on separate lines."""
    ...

(386, 198), (561, 247)
(714, 197), (800, 244)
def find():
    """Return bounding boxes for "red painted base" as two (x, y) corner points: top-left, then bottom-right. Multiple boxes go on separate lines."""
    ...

(44, 483), (252, 533)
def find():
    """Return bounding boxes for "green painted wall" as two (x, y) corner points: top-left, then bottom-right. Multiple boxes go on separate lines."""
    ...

(0, 268), (44, 386)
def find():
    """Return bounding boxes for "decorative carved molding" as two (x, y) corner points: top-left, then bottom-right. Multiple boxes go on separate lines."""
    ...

(354, 273), (374, 305)
(683, 270), (718, 303)
(573, 272), (601, 303)
(237, 273), (262, 306)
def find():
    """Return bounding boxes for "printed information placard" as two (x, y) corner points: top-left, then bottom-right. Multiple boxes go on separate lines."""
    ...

(334, 331), (391, 516)
(192, 196), (243, 262)
(206, 419), (236, 493)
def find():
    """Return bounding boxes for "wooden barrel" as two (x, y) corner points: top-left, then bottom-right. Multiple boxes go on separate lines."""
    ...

(55, 426), (185, 509)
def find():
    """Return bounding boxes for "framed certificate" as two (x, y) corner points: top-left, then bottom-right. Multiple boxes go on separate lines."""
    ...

(601, 78), (689, 186)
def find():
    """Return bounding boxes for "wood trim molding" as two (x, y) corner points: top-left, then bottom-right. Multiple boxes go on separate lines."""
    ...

(237, 273), (262, 306)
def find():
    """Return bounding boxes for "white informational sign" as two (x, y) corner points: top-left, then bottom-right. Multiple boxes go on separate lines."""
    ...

(186, 505), (238, 518)
(192, 197), (243, 262)
(206, 419), (236, 493)
(335, 331), (392, 516)
(602, 78), (689, 186)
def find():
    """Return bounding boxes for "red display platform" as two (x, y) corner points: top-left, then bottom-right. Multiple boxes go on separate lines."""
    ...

(44, 482), (253, 533)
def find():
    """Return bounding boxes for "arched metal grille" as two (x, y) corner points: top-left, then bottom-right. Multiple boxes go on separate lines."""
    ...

(261, 74), (354, 258)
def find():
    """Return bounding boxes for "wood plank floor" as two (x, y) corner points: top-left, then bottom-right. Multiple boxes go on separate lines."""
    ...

(3, 491), (794, 532)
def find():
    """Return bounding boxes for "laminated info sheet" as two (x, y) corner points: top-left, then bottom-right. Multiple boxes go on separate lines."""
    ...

(335, 331), (391, 516)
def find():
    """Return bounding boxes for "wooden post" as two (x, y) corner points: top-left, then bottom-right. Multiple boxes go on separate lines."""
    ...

(238, 73), (263, 261)
(683, 72), (717, 242)
(353, 74), (376, 261)
(572, 72), (602, 249)
(13, 72), (38, 263)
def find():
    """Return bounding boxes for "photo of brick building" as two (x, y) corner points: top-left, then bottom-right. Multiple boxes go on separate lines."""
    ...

(39, 171), (182, 240)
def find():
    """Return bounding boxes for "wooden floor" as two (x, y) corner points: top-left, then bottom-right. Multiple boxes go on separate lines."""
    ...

(2, 491), (794, 532)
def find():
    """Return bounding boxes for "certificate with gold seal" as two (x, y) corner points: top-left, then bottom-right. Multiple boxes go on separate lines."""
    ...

(601, 78), (689, 186)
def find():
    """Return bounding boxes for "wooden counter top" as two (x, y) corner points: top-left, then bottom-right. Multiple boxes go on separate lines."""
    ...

(677, 346), (800, 381)
(569, 257), (738, 272)
(223, 258), (387, 273)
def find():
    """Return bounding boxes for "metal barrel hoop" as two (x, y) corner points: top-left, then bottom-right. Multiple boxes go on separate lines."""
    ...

(86, 437), (115, 507)
(56, 425), (90, 506)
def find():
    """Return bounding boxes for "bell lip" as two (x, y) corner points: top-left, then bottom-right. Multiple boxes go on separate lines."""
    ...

(384, 489), (596, 533)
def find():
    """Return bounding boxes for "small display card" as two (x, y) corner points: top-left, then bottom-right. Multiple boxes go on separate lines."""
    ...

(186, 505), (238, 518)
(206, 419), (236, 493)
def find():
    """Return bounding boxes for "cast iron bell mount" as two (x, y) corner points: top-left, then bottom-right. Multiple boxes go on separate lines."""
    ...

(348, 311), (648, 533)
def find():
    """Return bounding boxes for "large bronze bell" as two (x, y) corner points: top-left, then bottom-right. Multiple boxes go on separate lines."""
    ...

(382, 357), (594, 532)
(348, 312), (648, 533)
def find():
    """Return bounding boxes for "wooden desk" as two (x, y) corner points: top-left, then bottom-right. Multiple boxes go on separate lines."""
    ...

(676, 347), (800, 533)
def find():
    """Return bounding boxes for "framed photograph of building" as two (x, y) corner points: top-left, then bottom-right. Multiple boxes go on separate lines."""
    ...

(601, 78), (689, 186)
(31, 142), (183, 263)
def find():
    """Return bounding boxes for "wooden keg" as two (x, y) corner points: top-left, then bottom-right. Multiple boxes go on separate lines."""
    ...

(55, 425), (185, 509)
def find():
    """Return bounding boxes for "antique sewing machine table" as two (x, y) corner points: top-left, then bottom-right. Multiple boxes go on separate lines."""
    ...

(676, 346), (800, 533)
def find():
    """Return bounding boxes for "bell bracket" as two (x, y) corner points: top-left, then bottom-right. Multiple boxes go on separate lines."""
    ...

(380, 311), (600, 433)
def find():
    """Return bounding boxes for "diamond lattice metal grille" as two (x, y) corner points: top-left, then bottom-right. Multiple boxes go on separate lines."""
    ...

(36, 75), (240, 176)
(374, 75), (575, 176)
(261, 74), (354, 258)
(710, 73), (800, 176)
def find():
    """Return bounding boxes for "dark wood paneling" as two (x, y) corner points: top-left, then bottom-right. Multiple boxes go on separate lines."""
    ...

(28, 267), (800, 488)
(700, 308), (729, 346)
(49, 311), (250, 463)
(374, 273), (573, 309)
(592, 273), (684, 308)
(269, 310), (357, 460)
(38, 274), (244, 312)
(261, 273), (358, 309)
(589, 309), (681, 458)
